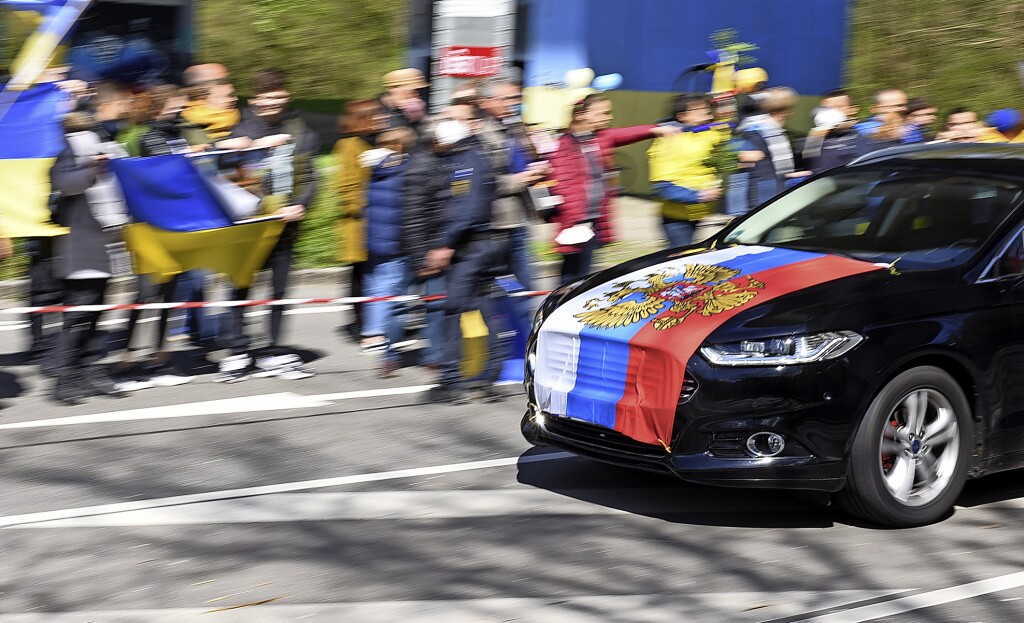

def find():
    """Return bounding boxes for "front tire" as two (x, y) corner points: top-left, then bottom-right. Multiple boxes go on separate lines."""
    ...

(838, 366), (972, 527)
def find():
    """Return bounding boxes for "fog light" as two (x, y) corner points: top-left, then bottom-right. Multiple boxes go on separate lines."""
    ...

(746, 432), (785, 457)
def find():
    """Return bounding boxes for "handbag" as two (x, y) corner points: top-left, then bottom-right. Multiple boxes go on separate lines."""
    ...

(528, 182), (562, 223)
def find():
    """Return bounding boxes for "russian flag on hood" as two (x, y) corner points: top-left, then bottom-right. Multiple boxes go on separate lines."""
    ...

(533, 245), (884, 449)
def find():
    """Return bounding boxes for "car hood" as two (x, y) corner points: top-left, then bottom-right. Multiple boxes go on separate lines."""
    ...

(534, 245), (887, 447)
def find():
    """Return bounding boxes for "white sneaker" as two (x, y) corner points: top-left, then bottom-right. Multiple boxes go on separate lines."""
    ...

(254, 354), (315, 380)
(214, 354), (253, 383)
(149, 373), (195, 387)
(114, 379), (153, 392)
(278, 365), (315, 380)
(253, 354), (301, 378)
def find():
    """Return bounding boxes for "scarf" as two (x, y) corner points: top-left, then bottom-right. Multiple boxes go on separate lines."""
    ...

(182, 103), (241, 140)
(741, 114), (794, 178)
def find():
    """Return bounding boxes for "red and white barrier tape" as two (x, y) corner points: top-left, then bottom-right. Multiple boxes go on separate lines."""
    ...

(0, 290), (553, 315)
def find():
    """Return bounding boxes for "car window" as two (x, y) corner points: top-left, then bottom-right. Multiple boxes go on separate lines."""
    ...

(723, 169), (1024, 269)
(985, 229), (1024, 279)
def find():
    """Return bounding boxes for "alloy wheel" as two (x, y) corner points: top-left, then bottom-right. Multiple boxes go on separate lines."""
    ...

(878, 388), (960, 507)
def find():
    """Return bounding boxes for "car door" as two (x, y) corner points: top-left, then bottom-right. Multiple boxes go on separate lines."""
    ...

(977, 225), (1024, 463)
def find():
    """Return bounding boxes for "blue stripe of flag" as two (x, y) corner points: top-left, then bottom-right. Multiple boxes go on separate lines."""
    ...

(0, 83), (68, 160)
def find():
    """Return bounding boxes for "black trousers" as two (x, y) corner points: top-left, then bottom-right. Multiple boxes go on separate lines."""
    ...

(226, 234), (295, 355)
(347, 260), (367, 334)
(52, 278), (109, 370)
(439, 238), (506, 389)
(26, 237), (64, 354)
(124, 274), (176, 352)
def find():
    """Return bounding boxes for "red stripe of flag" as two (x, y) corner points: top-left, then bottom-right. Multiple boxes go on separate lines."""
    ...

(613, 255), (883, 448)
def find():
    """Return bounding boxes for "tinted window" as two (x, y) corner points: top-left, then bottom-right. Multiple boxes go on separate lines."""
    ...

(724, 169), (1023, 268)
(986, 230), (1024, 279)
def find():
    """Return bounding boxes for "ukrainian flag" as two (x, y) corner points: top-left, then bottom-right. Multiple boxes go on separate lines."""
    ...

(3, 0), (92, 90)
(110, 155), (286, 289)
(0, 82), (70, 237)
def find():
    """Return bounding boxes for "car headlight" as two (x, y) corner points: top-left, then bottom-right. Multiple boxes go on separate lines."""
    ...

(699, 331), (864, 367)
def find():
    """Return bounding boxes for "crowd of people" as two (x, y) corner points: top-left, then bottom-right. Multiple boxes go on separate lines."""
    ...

(4, 60), (1023, 406)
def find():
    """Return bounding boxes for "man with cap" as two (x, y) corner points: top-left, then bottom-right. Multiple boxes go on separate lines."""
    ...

(381, 68), (428, 132)
(987, 109), (1023, 141)
(733, 67), (769, 127)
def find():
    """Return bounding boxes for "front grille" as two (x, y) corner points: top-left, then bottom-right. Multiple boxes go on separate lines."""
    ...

(544, 416), (669, 459)
(708, 432), (748, 458)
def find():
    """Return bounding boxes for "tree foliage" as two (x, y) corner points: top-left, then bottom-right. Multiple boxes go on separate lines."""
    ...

(196, 0), (408, 100)
(848, 0), (1024, 115)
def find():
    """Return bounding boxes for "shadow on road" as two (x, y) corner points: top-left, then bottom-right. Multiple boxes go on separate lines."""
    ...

(955, 466), (1024, 508)
(515, 447), (836, 529)
(0, 370), (24, 403)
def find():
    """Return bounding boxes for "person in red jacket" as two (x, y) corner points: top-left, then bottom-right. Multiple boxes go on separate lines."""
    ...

(548, 93), (677, 285)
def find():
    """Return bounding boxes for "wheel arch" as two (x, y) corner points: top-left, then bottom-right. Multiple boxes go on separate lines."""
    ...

(850, 350), (986, 474)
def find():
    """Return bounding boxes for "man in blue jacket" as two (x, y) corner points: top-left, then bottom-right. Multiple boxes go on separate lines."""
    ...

(427, 100), (502, 404)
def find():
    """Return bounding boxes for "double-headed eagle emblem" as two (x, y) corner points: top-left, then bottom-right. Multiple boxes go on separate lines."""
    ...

(574, 263), (766, 331)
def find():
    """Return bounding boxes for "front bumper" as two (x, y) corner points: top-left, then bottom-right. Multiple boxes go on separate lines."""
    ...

(522, 356), (873, 492)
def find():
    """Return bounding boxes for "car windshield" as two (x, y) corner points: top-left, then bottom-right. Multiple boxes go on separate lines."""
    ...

(721, 168), (1024, 269)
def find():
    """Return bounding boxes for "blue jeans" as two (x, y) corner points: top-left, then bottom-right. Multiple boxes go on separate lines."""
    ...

(383, 268), (446, 367)
(508, 226), (533, 291)
(661, 216), (696, 248)
(724, 172), (751, 216)
(419, 274), (446, 367)
(363, 256), (407, 338)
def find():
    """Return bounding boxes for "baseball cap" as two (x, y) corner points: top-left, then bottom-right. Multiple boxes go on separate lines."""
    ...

(735, 67), (769, 93)
(384, 68), (429, 90)
(986, 109), (1021, 134)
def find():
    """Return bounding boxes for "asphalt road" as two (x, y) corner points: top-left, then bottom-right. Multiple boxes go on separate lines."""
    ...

(0, 284), (1023, 622)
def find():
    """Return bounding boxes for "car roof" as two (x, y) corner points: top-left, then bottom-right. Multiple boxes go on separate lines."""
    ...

(848, 143), (1024, 176)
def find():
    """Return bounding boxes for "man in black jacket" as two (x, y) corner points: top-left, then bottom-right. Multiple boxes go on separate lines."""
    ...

(427, 102), (503, 403)
(216, 68), (318, 381)
(401, 122), (450, 374)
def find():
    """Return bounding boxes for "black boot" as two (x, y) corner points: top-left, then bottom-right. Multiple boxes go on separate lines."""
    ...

(82, 366), (122, 397)
(52, 369), (87, 405)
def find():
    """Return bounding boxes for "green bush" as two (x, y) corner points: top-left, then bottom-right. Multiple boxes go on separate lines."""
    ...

(848, 1), (1024, 115)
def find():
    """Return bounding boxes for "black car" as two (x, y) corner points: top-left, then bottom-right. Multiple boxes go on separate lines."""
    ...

(522, 143), (1024, 527)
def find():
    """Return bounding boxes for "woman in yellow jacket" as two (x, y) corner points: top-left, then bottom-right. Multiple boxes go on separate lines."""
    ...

(333, 100), (387, 341)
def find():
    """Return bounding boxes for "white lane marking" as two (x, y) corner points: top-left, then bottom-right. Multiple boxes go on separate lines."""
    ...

(0, 591), (911, 623)
(313, 385), (435, 402)
(0, 453), (571, 528)
(795, 570), (1024, 622)
(11, 489), (642, 527)
(0, 385), (437, 431)
(0, 393), (334, 430)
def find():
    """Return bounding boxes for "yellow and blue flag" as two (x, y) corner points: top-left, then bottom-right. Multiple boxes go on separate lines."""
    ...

(0, 82), (71, 237)
(3, 0), (92, 90)
(110, 155), (285, 289)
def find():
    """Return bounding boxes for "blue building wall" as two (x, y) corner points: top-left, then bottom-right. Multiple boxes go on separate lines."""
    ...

(524, 0), (850, 96)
